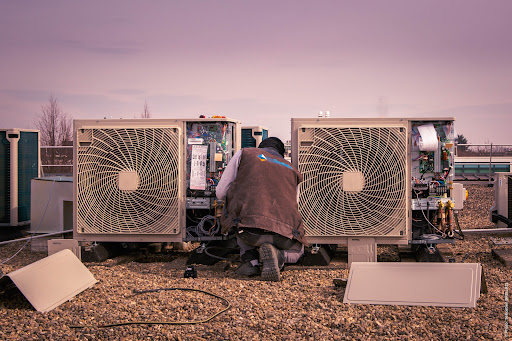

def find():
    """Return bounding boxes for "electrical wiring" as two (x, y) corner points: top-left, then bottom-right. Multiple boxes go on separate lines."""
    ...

(453, 212), (465, 240)
(186, 214), (217, 238)
(0, 179), (56, 265)
(69, 288), (231, 328)
(206, 178), (218, 186)
(186, 213), (201, 224)
(195, 215), (219, 236)
(444, 166), (452, 179)
(204, 246), (239, 262)
(414, 190), (446, 237)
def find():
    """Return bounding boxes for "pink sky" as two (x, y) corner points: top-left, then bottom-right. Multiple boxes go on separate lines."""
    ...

(1, 1), (511, 144)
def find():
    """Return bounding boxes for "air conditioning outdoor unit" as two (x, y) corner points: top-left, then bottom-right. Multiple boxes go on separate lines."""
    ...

(0, 129), (40, 227)
(241, 126), (269, 148)
(73, 118), (241, 243)
(491, 172), (512, 227)
(291, 117), (464, 264)
(73, 120), (183, 242)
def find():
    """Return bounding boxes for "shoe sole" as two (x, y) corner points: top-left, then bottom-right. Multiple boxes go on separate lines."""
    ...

(236, 263), (260, 277)
(259, 243), (281, 282)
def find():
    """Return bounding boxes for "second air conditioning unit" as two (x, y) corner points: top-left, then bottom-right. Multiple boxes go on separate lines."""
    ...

(292, 117), (464, 263)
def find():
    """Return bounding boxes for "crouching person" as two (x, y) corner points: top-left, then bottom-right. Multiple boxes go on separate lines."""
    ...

(216, 137), (306, 281)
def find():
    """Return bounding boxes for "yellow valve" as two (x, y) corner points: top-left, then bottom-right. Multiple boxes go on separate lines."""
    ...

(213, 200), (224, 218)
(438, 201), (446, 232)
(446, 200), (455, 237)
(465, 189), (469, 200)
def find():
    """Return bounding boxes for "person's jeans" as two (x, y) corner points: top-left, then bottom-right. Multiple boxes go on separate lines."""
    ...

(236, 228), (304, 264)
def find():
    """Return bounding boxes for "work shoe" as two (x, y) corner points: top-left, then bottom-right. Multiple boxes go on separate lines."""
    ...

(259, 243), (285, 282)
(236, 261), (260, 277)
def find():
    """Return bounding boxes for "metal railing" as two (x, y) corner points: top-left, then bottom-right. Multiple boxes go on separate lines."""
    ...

(455, 144), (512, 183)
(40, 146), (73, 177)
(39, 144), (512, 179)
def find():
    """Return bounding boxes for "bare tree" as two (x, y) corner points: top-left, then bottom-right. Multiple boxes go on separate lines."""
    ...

(59, 111), (73, 144)
(35, 95), (72, 146)
(141, 100), (151, 118)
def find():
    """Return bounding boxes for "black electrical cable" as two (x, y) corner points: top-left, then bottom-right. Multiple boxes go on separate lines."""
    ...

(204, 246), (239, 262)
(453, 212), (465, 240)
(70, 288), (230, 328)
(186, 213), (201, 224)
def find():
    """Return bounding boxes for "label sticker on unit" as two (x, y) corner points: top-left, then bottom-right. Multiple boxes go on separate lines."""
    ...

(190, 145), (208, 190)
(188, 138), (204, 145)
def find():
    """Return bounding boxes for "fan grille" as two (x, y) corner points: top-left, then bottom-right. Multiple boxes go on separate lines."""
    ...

(76, 127), (181, 235)
(298, 126), (407, 236)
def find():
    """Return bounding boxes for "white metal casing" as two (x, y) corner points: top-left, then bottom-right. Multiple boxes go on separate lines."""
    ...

(73, 119), (184, 242)
(30, 177), (73, 234)
(73, 118), (241, 243)
(343, 262), (482, 308)
(493, 172), (512, 227)
(291, 117), (458, 246)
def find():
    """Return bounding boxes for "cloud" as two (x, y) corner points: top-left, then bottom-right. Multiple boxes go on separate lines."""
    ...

(1, 89), (50, 102)
(56, 39), (142, 56)
(110, 89), (146, 95)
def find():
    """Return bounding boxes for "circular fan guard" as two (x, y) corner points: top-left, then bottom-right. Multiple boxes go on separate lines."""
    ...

(298, 126), (407, 236)
(77, 128), (180, 234)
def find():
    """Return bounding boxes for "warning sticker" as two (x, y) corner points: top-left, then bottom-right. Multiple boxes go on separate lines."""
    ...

(190, 145), (208, 190)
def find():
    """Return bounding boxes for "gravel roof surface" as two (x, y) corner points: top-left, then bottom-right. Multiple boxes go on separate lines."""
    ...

(1, 184), (511, 340)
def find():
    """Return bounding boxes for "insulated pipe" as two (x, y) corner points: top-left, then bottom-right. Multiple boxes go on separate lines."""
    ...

(447, 201), (455, 237)
(462, 228), (512, 234)
(438, 201), (446, 233)
(213, 200), (223, 219)
(6, 130), (20, 226)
